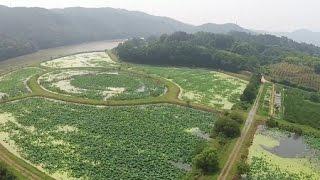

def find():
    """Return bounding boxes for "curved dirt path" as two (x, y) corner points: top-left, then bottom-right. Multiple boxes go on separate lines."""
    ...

(218, 85), (264, 180)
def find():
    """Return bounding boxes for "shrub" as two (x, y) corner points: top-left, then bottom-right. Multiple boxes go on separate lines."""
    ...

(229, 111), (245, 124)
(192, 148), (219, 174)
(213, 117), (241, 138)
(237, 160), (250, 175)
(266, 117), (278, 128)
(310, 93), (320, 103)
(292, 127), (303, 136)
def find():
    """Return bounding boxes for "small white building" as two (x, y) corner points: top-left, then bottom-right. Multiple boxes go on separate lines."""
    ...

(261, 76), (267, 83)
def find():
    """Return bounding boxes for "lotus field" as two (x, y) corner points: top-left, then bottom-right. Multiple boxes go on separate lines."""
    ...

(0, 98), (215, 179)
(0, 52), (251, 179)
(0, 67), (43, 99)
(39, 69), (166, 101)
(136, 66), (248, 109)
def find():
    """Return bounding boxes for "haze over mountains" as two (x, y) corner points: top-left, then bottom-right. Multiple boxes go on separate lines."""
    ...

(0, 5), (319, 61)
(273, 29), (320, 46)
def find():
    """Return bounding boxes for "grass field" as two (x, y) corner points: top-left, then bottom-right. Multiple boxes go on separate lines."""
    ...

(0, 67), (43, 99)
(135, 66), (248, 109)
(283, 88), (320, 129)
(0, 98), (216, 179)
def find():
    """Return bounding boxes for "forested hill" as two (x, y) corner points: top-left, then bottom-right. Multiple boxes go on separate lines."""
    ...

(115, 31), (320, 72)
(0, 6), (251, 61)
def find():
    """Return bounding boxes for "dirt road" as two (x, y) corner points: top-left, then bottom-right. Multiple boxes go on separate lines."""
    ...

(218, 85), (264, 180)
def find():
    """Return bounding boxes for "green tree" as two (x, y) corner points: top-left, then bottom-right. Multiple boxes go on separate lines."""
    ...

(192, 148), (219, 174)
(213, 117), (241, 138)
(229, 111), (245, 124)
(237, 160), (250, 175)
(266, 117), (278, 128)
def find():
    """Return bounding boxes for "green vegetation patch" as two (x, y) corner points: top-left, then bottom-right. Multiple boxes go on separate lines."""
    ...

(137, 66), (248, 109)
(39, 69), (166, 101)
(258, 83), (272, 116)
(283, 88), (320, 129)
(0, 98), (216, 179)
(0, 67), (43, 99)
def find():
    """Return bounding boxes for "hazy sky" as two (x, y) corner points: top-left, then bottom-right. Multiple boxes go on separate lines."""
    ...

(1, 0), (319, 32)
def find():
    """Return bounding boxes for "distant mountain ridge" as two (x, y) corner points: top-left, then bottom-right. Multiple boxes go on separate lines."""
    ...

(1, 5), (319, 61)
(196, 23), (252, 34)
(0, 5), (252, 61)
(273, 29), (320, 46)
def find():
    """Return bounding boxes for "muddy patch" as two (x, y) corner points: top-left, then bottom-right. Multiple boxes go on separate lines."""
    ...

(102, 87), (126, 100)
(184, 127), (211, 140)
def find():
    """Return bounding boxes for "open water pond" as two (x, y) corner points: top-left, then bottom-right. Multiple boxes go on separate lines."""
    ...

(262, 132), (310, 158)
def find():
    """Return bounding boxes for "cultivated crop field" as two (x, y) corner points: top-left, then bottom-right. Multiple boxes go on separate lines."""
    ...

(0, 98), (215, 179)
(283, 88), (320, 129)
(247, 126), (320, 179)
(0, 67), (43, 99)
(40, 52), (117, 68)
(136, 66), (248, 109)
(268, 62), (320, 91)
(39, 69), (166, 101)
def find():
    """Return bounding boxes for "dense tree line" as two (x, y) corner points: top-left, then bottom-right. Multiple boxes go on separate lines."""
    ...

(115, 31), (320, 72)
(240, 74), (262, 104)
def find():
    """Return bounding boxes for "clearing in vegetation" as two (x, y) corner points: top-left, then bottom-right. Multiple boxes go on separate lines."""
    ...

(39, 69), (166, 101)
(0, 67), (43, 99)
(136, 66), (248, 109)
(40, 52), (117, 68)
(247, 126), (320, 179)
(0, 98), (216, 179)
